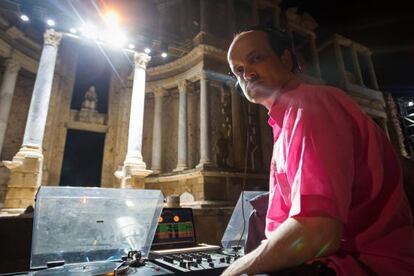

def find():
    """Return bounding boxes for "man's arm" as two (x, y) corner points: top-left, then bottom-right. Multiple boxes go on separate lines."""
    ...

(221, 216), (343, 276)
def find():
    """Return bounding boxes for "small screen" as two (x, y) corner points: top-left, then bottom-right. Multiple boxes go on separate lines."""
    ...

(151, 208), (196, 249)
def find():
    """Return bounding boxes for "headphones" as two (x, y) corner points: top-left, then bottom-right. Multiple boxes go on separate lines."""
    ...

(228, 25), (299, 98)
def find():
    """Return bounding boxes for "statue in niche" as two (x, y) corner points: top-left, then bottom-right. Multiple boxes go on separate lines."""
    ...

(77, 85), (105, 125)
(81, 86), (98, 112)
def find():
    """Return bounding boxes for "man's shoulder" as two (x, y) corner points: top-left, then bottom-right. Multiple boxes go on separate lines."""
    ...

(297, 83), (346, 97)
(292, 83), (352, 107)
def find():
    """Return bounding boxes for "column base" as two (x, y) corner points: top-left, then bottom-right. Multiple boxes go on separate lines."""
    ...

(173, 165), (188, 172)
(196, 161), (215, 170)
(150, 168), (161, 175)
(115, 162), (152, 189)
(2, 145), (43, 209)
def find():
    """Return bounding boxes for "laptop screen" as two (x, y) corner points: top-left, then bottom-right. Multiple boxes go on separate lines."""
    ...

(151, 208), (197, 249)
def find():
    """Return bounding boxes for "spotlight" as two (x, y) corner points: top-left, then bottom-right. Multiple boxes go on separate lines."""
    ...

(408, 101), (414, 107)
(144, 47), (151, 54)
(160, 41), (168, 58)
(69, 28), (77, 34)
(46, 19), (55, 27)
(128, 43), (135, 49)
(20, 14), (29, 22)
(103, 10), (119, 26)
(80, 23), (98, 39)
(100, 29), (127, 48)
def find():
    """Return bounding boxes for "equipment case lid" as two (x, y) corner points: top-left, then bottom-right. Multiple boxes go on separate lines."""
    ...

(31, 186), (164, 269)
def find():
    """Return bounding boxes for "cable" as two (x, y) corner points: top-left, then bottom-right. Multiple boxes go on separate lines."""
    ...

(234, 94), (252, 253)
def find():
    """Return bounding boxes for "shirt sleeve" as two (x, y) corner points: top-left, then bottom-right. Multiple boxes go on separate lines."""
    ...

(284, 90), (355, 224)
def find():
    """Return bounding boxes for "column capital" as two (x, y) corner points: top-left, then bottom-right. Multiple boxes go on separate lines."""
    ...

(4, 58), (21, 74)
(178, 80), (190, 93)
(43, 29), (62, 47)
(134, 52), (151, 69)
(152, 86), (166, 97)
(200, 71), (209, 81)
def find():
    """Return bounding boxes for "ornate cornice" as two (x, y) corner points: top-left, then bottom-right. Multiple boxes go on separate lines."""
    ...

(178, 80), (189, 93)
(134, 52), (151, 69)
(147, 44), (227, 78)
(44, 29), (62, 47)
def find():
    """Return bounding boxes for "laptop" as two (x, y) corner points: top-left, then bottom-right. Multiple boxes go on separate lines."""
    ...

(150, 208), (219, 254)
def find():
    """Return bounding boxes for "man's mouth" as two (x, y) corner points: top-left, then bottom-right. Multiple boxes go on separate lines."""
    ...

(247, 80), (264, 92)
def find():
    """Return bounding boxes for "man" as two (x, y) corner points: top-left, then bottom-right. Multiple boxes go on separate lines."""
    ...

(223, 26), (414, 275)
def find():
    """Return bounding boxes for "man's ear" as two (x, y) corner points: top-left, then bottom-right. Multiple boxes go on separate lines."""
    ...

(280, 49), (293, 71)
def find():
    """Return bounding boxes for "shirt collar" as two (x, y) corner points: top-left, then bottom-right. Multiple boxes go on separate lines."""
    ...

(267, 78), (302, 137)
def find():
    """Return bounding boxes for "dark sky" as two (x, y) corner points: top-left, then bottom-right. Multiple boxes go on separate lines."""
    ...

(281, 0), (414, 94)
(8, 0), (414, 94)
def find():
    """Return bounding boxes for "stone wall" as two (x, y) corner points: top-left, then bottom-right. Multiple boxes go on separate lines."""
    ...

(1, 71), (35, 161)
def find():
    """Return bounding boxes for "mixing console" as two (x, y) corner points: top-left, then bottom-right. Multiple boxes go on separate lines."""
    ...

(150, 249), (240, 275)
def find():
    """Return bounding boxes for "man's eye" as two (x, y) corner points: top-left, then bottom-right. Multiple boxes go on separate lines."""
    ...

(251, 54), (263, 63)
(235, 67), (244, 76)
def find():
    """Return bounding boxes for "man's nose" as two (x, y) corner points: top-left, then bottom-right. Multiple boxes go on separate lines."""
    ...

(243, 67), (258, 81)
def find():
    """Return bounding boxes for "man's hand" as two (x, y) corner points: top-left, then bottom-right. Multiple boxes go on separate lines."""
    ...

(221, 216), (343, 276)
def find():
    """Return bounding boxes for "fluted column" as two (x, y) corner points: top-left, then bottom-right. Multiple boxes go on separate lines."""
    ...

(334, 43), (347, 87)
(3, 29), (62, 209)
(0, 58), (21, 158)
(197, 72), (213, 168)
(351, 45), (364, 85)
(174, 80), (188, 171)
(252, 0), (259, 25)
(229, 81), (244, 169)
(22, 29), (62, 152)
(274, 6), (282, 28)
(151, 87), (164, 173)
(366, 53), (379, 90)
(200, 0), (209, 33)
(385, 92), (410, 157)
(310, 37), (321, 79)
(115, 52), (152, 188)
(227, 0), (235, 36)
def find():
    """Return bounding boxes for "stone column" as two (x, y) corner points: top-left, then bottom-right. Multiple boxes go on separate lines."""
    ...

(334, 43), (347, 87)
(310, 37), (322, 79)
(197, 72), (213, 168)
(151, 87), (164, 174)
(200, 0), (209, 33)
(229, 81), (244, 169)
(174, 80), (188, 171)
(274, 6), (282, 28)
(180, 0), (187, 34)
(0, 58), (21, 158)
(366, 53), (379, 90)
(385, 92), (410, 157)
(252, 0), (259, 25)
(115, 52), (152, 188)
(158, 3), (168, 36)
(3, 29), (62, 210)
(227, 0), (236, 36)
(351, 45), (364, 85)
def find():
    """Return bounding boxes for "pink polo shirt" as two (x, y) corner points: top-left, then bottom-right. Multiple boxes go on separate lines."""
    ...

(266, 80), (414, 275)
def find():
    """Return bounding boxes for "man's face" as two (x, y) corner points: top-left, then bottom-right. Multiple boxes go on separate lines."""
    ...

(227, 31), (292, 107)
